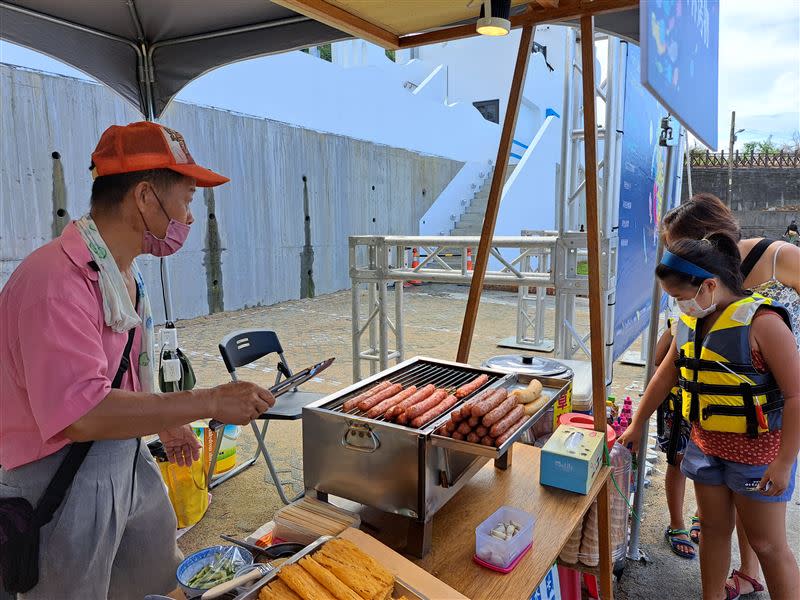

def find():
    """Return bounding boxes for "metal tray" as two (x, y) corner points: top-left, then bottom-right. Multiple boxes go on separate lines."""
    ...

(305, 356), (514, 434)
(234, 535), (428, 600)
(429, 374), (570, 459)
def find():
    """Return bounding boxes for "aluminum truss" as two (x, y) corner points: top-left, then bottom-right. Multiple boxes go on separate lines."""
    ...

(551, 30), (625, 384)
(349, 235), (557, 381)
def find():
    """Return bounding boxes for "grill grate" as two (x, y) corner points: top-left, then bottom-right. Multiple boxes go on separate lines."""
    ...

(324, 360), (502, 430)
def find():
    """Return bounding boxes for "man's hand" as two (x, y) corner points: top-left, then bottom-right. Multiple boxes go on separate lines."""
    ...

(208, 381), (275, 425)
(158, 425), (202, 467)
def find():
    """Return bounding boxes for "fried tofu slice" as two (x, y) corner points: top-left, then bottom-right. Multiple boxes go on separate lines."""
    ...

(299, 556), (362, 600)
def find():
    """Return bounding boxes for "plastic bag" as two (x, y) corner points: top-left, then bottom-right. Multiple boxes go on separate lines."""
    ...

(150, 440), (209, 528)
(186, 547), (250, 590)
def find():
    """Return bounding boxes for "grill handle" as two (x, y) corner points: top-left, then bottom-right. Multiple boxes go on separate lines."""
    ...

(341, 422), (381, 453)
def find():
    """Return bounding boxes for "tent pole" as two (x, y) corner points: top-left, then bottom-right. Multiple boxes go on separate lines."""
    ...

(579, 15), (613, 599)
(627, 116), (680, 561)
(456, 25), (535, 363)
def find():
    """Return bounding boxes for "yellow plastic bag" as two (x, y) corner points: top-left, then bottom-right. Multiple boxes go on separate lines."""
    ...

(158, 458), (209, 529)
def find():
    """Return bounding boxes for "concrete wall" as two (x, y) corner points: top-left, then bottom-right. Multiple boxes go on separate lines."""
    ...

(0, 64), (462, 322)
(736, 210), (800, 240)
(682, 166), (800, 210)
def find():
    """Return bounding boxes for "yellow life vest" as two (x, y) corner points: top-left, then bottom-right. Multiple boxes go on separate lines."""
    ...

(674, 294), (790, 436)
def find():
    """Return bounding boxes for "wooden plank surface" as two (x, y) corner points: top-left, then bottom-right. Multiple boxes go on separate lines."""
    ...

(414, 445), (612, 599)
(321, 0), (531, 36)
(339, 527), (469, 600)
(270, 0), (400, 48)
(456, 25), (535, 363)
(398, 0), (638, 49)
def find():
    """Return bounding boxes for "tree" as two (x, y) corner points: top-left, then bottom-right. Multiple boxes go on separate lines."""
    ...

(742, 136), (780, 155)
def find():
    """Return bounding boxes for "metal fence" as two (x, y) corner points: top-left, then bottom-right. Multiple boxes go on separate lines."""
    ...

(689, 150), (800, 168)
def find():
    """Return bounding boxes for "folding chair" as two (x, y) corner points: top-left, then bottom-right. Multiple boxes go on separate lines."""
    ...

(207, 329), (324, 504)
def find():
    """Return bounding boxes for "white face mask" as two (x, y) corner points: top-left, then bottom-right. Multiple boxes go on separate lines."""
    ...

(677, 283), (716, 318)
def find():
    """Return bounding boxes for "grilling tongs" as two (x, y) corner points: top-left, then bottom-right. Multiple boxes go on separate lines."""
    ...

(209, 357), (335, 430)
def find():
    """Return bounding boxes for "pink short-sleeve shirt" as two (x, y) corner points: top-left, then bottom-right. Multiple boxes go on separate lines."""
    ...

(0, 222), (142, 469)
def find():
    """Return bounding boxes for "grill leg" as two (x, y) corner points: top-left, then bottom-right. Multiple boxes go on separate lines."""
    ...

(406, 519), (433, 558)
(494, 446), (513, 470)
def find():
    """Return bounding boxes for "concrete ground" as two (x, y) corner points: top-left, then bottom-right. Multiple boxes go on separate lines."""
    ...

(174, 284), (798, 599)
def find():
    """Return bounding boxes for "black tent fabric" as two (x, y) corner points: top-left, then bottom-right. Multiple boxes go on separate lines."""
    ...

(0, 0), (349, 117)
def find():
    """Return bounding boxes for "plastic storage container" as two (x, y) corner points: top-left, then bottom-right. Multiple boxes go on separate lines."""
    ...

(575, 443), (632, 565)
(555, 359), (593, 412)
(475, 506), (535, 569)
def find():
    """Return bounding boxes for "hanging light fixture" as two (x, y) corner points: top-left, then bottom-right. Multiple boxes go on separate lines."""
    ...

(476, 0), (511, 36)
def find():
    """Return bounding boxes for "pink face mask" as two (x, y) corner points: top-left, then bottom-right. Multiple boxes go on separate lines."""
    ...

(141, 188), (191, 257)
(142, 219), (190, 257)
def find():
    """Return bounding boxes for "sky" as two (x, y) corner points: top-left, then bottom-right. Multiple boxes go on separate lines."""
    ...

(0, 1), (798, 151)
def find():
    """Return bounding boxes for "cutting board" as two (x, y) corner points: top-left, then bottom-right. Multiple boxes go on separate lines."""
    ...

(339, 528), (469, 600)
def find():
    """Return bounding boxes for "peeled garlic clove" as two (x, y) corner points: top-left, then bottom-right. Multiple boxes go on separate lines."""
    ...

(490, 530), (506, 540)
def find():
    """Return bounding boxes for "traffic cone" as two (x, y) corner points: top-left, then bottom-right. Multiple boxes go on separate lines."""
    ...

(410, 247), (422, 285)
(466, 247), (473, 271)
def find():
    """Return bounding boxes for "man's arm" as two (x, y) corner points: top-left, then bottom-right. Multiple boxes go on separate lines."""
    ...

(64, 382), (272, 441)
(19, 298), (272, 444)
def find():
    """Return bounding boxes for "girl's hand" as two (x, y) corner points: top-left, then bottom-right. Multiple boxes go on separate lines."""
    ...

(759, 458), (793, 497)
(617, 423), (643, 454)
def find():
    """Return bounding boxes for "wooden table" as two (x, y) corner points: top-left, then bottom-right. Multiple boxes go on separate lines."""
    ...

(413, 444), (612, 600)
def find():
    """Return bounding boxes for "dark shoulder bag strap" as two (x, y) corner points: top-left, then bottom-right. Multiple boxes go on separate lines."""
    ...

(32, 316), (137, 526)
(740, 239), (776, 279)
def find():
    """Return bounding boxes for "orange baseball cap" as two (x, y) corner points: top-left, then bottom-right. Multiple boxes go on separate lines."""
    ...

(91, 121), (229, 187)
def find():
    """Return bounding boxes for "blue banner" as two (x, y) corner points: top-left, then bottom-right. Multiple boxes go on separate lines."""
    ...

(613, 44), (681, 360)
(640, 0), (719, 149)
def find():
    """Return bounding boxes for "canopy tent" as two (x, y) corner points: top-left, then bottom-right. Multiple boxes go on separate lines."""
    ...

(0, 0), (639, 118)
(0, 1), (349, 118)
(2, 2), (647, 596)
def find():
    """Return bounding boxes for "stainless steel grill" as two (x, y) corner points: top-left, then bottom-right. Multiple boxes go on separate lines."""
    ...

(325, 359), (502, 429)
(302, 356), (568, 557)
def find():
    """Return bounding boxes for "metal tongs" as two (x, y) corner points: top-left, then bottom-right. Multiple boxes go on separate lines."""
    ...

(209, 357), (335, 430)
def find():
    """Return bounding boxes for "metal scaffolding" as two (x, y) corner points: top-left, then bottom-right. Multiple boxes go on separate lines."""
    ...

(349, 235), (557, 381)
(348, 32), (628, 386)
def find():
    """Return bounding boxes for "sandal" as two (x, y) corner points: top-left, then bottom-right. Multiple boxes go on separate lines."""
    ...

(690, 516), (701, 544)
(728, 570), (764, 597)
(724, 581), (740, 600)
(664, 527), (696, 560)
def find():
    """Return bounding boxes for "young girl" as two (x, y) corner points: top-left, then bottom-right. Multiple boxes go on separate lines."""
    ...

(619, 233), (799, 600)
(661, 192), (800, 594)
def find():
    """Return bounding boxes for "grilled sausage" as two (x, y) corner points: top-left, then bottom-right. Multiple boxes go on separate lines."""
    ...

(480, 435), (496, 446)
(444, 420), (457, 433)
(482, 396), (516, 427)
(403, 389), (448, 420)
(466, 432), (481, 444)
(489, 404), (525, 438)
(342, 380), (392, 412)
(385, 384), (435, 420)
(457, 421), (473, 436)
(452, 431), (465, 440)
(470, 388), (508, 418)
(452, 388), (493, 421)
(410, 394), (459, 428)
(366, 385), (417, 418)
(475, 425), (488, 438)
(357, 383), (403, 412)
(495, 414), (528, 446)
(449, 410), (466, 423)
(467, 415), (480, 428)
(455, 374), (489, 398)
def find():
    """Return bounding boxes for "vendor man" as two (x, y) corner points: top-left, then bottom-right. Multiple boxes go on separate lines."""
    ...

(0, 122), (274, 599)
